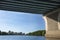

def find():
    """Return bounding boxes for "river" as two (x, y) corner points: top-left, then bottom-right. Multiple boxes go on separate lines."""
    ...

(0, 35), (60, 40)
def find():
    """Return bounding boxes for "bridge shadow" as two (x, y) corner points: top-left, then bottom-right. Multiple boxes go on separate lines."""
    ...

(47, 12), (60, 22)
(46, 38), (60, 40)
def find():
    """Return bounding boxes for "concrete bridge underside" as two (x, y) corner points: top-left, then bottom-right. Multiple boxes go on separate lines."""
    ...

(0, 0), (60, 38)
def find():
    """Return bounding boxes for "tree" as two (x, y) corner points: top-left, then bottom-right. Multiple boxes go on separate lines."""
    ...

(0, 30), (1, 35)
(26, 30), (46, 36)
(1, 32), (8, 35)
(8, 30), (14, 35)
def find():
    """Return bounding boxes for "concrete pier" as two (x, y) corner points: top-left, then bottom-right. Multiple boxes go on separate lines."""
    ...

(44, 9), (60, 38)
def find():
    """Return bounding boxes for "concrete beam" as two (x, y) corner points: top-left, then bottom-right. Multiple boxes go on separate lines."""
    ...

(44, 8), (60, 16)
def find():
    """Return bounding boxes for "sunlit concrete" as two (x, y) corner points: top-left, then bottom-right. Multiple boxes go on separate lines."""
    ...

(43, 8), (60, 38)
(58, 13), (60, 30)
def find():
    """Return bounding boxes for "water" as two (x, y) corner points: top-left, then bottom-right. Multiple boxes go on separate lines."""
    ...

(0, 36), (45, 40)
(0, 35), (60, 40)
(0, 35), (45, 40)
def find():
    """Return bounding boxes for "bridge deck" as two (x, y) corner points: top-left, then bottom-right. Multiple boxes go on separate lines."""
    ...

(0, 0), (60, 15)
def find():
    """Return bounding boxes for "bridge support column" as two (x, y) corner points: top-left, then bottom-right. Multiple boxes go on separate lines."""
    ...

(43, 9), (60, 38)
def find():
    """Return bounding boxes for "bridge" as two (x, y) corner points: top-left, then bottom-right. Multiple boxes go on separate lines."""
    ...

(0, 0), (60, 38)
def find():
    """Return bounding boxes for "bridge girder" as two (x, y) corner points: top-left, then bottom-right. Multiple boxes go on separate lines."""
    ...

(0, 0), (60, 15)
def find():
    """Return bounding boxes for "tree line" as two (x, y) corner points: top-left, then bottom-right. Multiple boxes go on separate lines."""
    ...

(26, 30), (46, 36)
(0, 30), (25, 35)
(0, 30), (46, 36)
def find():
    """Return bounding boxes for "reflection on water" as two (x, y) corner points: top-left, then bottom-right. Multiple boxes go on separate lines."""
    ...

(0, 36), (60, 40)
(0, 36), (45, 40)
(46, 38), (60, 40)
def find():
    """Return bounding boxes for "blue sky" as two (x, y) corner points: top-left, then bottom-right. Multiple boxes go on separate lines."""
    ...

(0, 10), (45, 33)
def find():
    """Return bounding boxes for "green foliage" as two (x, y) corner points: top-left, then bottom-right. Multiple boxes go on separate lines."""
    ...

(1, 32), (8, 35)
(26, 30), (46, 36)
(0, 30), (46, 36)
(0, 30), (25, 35)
